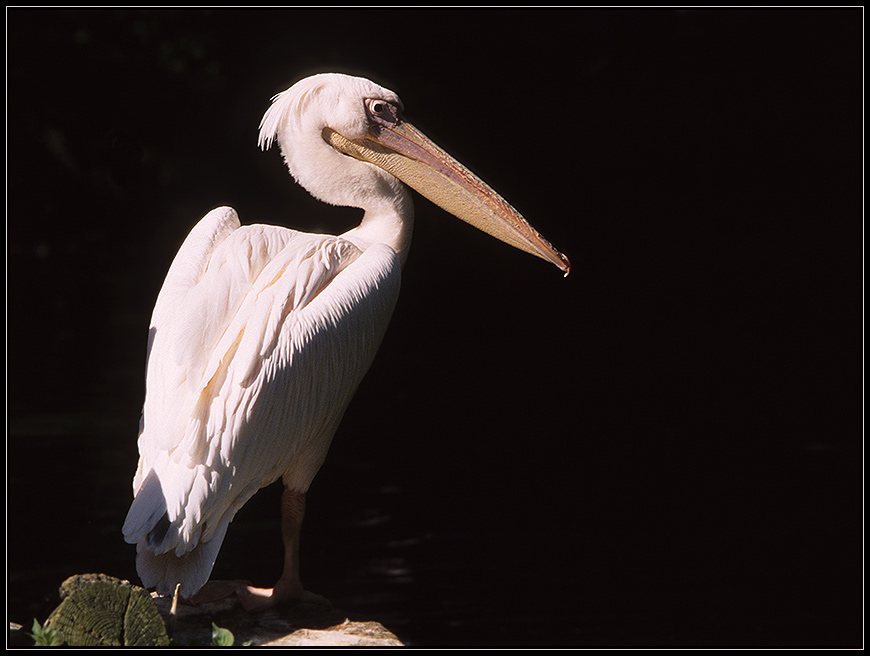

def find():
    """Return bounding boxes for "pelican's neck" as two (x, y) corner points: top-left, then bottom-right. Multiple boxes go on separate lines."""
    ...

(276, 131), (415, 266)
(341, 179), (415, 268)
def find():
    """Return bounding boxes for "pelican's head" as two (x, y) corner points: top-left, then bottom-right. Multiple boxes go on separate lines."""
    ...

(259, 73), (570, 275)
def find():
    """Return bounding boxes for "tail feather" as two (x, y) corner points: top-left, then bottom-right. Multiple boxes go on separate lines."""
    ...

(135, 518), (231, 598)
(122, 469), (169, 547)
(122, 467), (231, 598)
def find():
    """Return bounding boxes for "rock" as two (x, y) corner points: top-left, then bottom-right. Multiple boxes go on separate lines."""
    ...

(8, 621), (28, 647)
(262, 619), (404, 646)
(151, 590), (404, 646)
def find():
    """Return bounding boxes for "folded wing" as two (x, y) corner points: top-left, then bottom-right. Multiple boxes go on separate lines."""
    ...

(122, 206), (401, 597)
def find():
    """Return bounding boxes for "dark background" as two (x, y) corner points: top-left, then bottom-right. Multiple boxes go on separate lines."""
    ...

(6, 8), (861, 647)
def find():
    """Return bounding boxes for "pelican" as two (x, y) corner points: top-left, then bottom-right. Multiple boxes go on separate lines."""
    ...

(122, 73), (569, 611)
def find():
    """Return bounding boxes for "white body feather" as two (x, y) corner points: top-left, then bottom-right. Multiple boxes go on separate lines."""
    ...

(122, 206), (400, 596)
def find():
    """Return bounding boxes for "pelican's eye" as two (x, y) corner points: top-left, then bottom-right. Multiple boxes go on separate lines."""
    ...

(365, 98), (401, 128)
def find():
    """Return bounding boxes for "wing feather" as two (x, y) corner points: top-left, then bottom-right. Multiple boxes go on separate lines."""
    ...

(123, 209), (401, 596)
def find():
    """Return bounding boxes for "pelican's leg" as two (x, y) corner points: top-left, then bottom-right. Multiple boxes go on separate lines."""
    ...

(190, 485), (329, 612)
(233, 486), (330, 612)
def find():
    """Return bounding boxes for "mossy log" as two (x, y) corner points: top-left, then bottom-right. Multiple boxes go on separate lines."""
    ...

(45, 574), (169, 646)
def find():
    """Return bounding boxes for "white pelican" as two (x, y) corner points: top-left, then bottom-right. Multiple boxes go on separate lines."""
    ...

(122, 73), (570, 611)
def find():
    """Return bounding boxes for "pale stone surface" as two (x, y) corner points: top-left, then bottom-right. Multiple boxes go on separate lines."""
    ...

(151, 592), (404, 647)
(261, 620), (404, 647)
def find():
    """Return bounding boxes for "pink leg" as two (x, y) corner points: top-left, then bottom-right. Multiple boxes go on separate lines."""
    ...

(192, 486), (329, 612)
(234, 486), (309, 611)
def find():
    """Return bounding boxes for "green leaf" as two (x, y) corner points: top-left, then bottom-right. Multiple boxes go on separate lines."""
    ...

(28, 618), (64, 646)
(211, 623), (235, 647)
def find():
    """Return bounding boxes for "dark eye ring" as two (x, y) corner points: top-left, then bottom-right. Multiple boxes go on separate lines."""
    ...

(368, 99), (389, 115)
(365, 98), (401, 129)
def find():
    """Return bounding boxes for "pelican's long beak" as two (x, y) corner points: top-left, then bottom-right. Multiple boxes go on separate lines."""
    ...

(324, 122), (570, 275)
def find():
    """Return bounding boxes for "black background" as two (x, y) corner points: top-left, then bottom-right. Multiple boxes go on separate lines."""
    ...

(7, 8), (861, 647)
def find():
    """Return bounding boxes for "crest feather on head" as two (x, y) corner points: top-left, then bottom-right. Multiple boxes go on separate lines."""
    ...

(257, 76), (324, 152)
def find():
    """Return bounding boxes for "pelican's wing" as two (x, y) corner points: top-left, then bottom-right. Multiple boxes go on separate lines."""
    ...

(122, 206), (401, 597)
